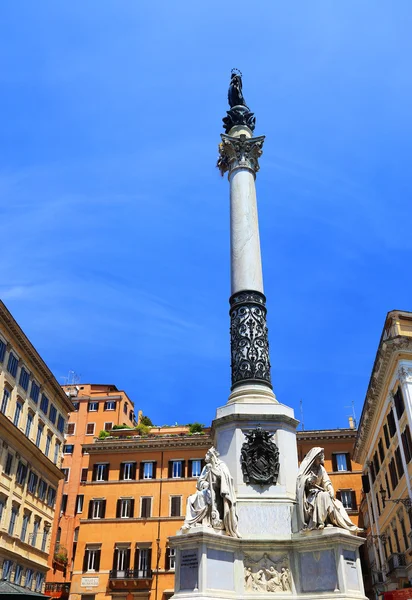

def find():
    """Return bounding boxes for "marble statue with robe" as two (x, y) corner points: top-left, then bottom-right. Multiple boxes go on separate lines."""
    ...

(182, 447), (239, 537)
(296, 447), (361, 533)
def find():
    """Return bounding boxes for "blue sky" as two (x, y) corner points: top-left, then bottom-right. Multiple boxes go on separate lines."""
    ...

(1, 2), (412, 429)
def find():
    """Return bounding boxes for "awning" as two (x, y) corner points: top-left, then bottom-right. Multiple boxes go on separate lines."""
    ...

(0, 580), (47, 596)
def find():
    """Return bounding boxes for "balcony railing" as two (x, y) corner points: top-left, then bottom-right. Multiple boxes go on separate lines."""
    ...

(109, 569), (152, 580)
(45, 582), (71, 593)
(387, 553), (406, 573)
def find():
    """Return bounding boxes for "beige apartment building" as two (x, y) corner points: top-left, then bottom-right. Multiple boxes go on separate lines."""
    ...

(354, 310), (412, 599)
(0, 301), (74, 595)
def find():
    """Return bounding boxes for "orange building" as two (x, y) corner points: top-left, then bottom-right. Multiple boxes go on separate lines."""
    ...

(69, 426), (211, 600)
(46, 384), (137, 598)
(296, 427), (362, 528)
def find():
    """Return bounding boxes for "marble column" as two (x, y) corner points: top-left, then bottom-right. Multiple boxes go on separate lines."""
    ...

(218, 126), (276, 404)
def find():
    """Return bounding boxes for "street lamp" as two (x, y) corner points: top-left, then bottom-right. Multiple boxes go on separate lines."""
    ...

(379, 485), (412, 513)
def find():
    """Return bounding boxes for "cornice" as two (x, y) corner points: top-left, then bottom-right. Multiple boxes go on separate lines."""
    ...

(83, 435), (212, 453)
(0, 301), (74, 412)
(297, 429), (357, 442)
(354, 335), (412, 462)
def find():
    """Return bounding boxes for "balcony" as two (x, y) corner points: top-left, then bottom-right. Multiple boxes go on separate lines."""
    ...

(109, 569), (152, 579)
(387, 553), (407, 577)
(109, 569), (152, 591)
(44, 582), (70, 598)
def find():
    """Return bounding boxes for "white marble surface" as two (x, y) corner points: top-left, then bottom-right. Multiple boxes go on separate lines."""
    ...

(207, 548), (234, 591)
(237, 503), (292, 537)
(230, 167), (264, 295)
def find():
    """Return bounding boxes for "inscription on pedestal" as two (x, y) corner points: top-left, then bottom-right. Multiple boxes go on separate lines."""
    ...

(343, 550), (359, 590)
(180, 549), (198, 591)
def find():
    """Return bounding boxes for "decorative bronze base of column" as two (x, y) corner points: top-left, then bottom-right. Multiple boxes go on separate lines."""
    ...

(229, 290), (272, 390)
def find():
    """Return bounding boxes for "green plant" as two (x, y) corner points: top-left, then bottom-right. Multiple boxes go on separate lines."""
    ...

(98, 430), (110, 440)
(140, 415), (153, 426)
(188, 422), (204, 434)
(54, 545), (68, 564)
(112, 424), (133, 430)
(135, 423), (151, 435)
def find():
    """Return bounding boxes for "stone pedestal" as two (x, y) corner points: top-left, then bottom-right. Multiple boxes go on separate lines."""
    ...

(170, 528), (366, 600)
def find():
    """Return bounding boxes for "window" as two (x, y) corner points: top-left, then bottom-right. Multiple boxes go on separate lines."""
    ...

(40, 394), (49, 415)
(72, 402), (79, 411)
(9, 505), (19, 535)
(389, 457), (399, 490)
(394, 446), (404, 478)
(4, 452), (13, 475)
(394, 387), (405, 419)
(369, 461), (376, 483)
(399, 516), (409, 550)
(116, 498), (134, 518)
(25, 569), (34, 589)
(373, 451), (380, 474)
(375, 493), (381, 516)
(166, 547), (176, 570)
(0, 339), (6, 363)
(88, 402), (98, 412)
(38, 479), (47, 501)
(191, 460), (202, 477)
(92, 463), (109, 482)
(383, 424), (390, 449)
(53, 441), (60, 465)
(393, 526), (401, 553)
(401, 425), (412, 463)
(1, 389), (10, 414)
(81, 468), (88, 482)
(121, 462), (136, 481)
(171, 460), (183, 478)
(16, 461), (27, 486)
(333, 453), (349, 472)
(7, 352), (18, 377)
(57, 414), (65, 433)
(141, 497), (152, 518)
(89, 499), (106, 519)
(142, 462), (154, 480)
(387, 410), (396, 437)
(113, 546), (131, 574)
(83, 547), (101, 572)
(385, 473), (391, 498)
(67, 423), (75, 435)
(123, 403), (128, 415)
(76, 494), (84, 513)
(35, 572), (44, 593)
(21, 513), (30, 543)
(0, 496), (5, 524)
(135, 547), (151, 577)
(14, 564), (23, 585)
(36, 423), (44, 447)
(62, 468), (70, 482)
(41, 527), (48, 552)
(25, 412), (33, 437)
(86, 423), (95, 435)
(104, 422), (113, 431)
(49, 404), (57, 425)
(61, 494), (68, 513)
(13, 401), (23, 427)
(47, 487), (56, 507)
(170, 496), (181, 517)
(30, 381), (40, 404)
(45, 434), (52, 457)
(19, 367), (30, 391)
(28, 471), (38, 494)
(2, 560), (13, 581)
(104, 401), (116, 411)
(63, 444), (74, 454)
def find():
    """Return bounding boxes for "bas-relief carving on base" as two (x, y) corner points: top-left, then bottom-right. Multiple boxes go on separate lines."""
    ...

(244, 553), (291, 593)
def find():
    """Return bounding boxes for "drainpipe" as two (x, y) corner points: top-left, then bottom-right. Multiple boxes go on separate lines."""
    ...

(155, 450), (164, 600)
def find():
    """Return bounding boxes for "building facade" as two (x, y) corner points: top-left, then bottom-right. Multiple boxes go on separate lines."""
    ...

(69, 427), (210, 600)
(46, 383), (137, 598)
(0, 301), (74, 594)
(354, 310), (412, 599)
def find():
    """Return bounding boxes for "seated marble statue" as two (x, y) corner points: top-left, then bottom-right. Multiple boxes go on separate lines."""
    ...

(182, 480), (211, 531)
(296, 447), (361, 533)
(181, 447), (239, 537)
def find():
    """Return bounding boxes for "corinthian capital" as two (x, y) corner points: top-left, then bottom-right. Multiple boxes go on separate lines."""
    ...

(217, 133), (265, 177)
(398, 365), (412, 383)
